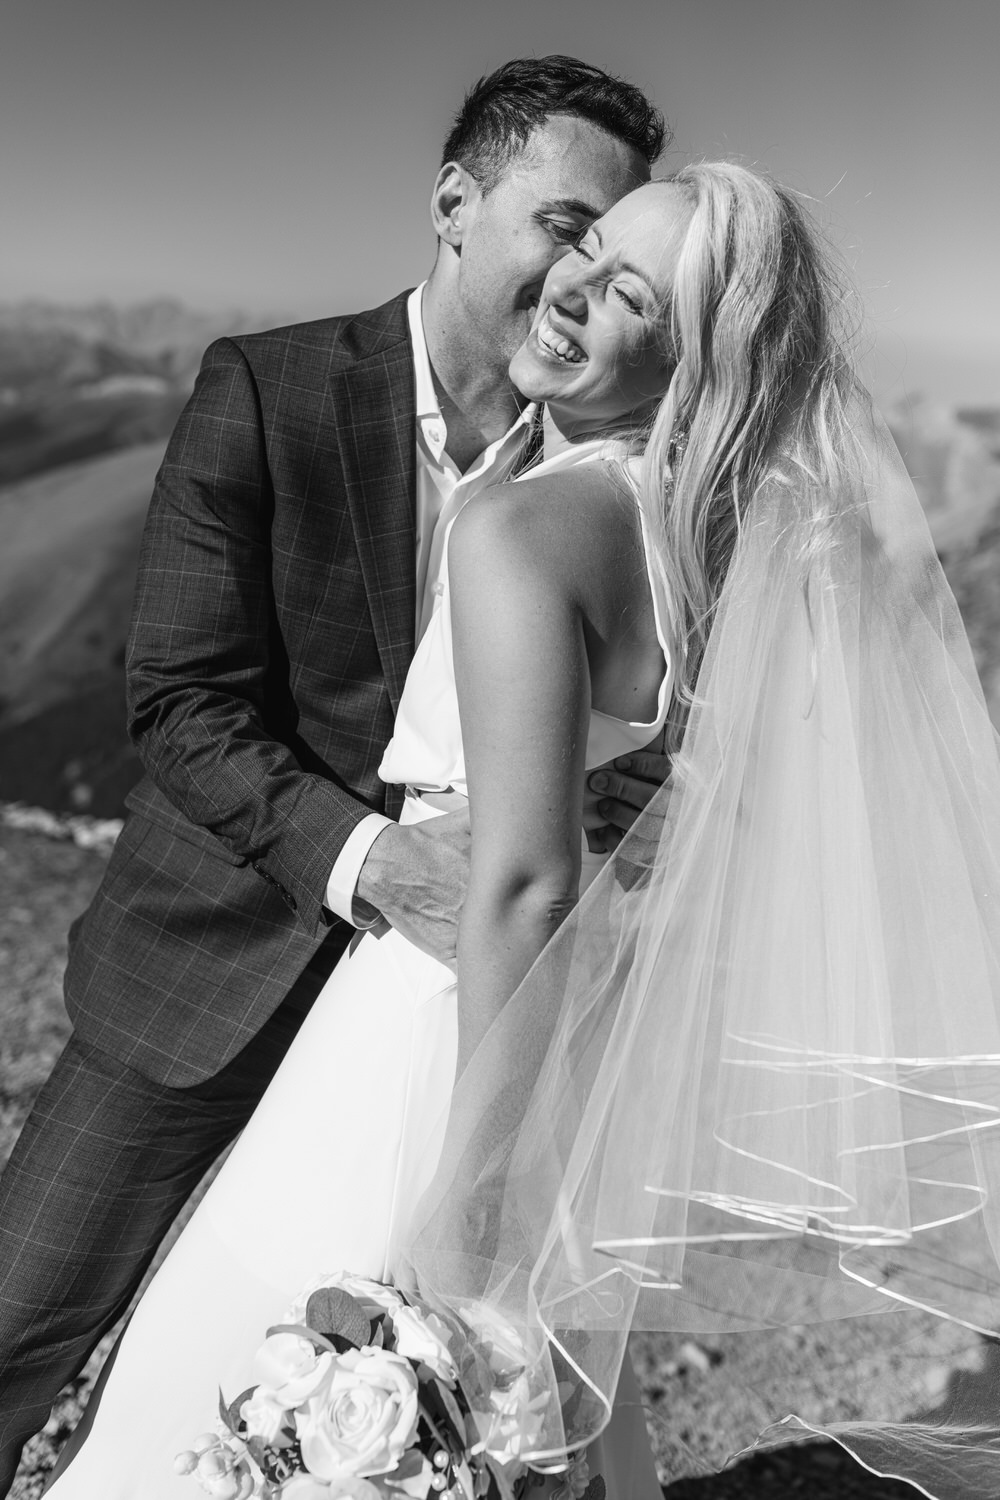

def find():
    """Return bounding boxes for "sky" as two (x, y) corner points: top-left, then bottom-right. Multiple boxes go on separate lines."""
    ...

(2, 0), (998, 405)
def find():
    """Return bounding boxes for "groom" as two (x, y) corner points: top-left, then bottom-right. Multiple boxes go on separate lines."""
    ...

(0, 56), (668, 1489)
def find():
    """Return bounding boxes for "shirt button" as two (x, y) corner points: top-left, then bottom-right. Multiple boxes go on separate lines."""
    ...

(432, 581), (445, 596)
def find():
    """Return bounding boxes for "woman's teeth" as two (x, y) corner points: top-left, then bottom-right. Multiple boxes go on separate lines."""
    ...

(537, 317), (585, 364)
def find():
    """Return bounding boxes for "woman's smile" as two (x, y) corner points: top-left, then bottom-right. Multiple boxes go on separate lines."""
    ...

(533, 308), (587, 365)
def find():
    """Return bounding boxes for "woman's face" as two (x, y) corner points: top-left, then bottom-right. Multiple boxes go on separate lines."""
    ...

(508, 182), (693, 440)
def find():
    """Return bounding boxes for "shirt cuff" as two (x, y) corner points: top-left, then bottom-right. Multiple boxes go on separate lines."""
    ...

(324, 813), (394, 927)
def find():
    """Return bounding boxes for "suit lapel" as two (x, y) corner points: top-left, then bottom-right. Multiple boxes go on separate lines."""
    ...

(332, 303), (416, 714)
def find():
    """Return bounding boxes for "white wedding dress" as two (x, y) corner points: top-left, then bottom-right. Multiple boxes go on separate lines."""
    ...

(46, 438), (668, 1498)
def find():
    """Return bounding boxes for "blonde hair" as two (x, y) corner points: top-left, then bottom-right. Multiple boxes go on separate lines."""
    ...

(639, 162), (862, 751)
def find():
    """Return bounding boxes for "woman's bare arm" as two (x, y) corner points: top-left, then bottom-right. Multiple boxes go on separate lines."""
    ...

(449, 481), (592, 1072)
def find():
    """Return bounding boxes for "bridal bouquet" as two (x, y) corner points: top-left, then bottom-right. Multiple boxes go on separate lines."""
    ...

(175, 1272), (598, 1500)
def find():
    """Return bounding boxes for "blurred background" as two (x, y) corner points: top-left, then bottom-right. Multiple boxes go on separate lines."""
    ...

(1, 0), (999, 817)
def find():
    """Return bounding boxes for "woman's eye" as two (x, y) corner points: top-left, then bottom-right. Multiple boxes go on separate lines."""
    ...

(614, 287), (643, 315)
(573, 239), (595, 262)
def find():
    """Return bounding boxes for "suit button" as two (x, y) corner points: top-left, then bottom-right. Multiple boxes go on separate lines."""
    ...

(281, 889), (297, 912)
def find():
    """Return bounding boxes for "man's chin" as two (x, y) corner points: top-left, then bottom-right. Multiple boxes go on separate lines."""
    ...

(502, 328), (535, 368)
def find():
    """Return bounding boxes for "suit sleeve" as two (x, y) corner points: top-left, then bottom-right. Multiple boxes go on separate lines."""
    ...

(126, 336), (376, 936)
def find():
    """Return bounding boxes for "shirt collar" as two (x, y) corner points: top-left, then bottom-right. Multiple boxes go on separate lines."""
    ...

(407, 283), (440, 422)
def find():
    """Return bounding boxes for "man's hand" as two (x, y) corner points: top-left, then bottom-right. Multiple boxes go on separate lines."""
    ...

(584, 736), (671, 853)
(354, 807), (471, 967)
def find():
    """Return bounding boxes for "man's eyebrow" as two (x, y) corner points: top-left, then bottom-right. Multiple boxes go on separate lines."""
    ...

(540, 197), (604, 219)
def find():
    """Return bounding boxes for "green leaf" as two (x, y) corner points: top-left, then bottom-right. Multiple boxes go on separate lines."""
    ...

(306, 1287), (373, 1349)
(417, 1380), (466, 1452)
(483, 1455), (518, 1500)
(433, 1378), (467, 1442)
(218, 1386), (237, 1437)
(244, 1435), (270, 1470)
(226, 1385), (257, 1436)
(390, 1450), (426, 1480)
(266, 1321), (339, 1356)
(417, 1398), (455, 1459)
(218, 1384), (256, 1437)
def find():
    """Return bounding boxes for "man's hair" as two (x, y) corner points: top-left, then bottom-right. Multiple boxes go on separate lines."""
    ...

(441, 55), (668, 193)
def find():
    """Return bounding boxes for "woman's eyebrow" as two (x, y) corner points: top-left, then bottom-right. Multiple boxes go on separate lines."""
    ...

(619, 261), (656, 293)
(590, 226), (656, 294)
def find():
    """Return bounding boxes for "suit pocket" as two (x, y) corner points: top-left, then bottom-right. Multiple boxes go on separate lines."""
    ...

(124, 779), (250, 866)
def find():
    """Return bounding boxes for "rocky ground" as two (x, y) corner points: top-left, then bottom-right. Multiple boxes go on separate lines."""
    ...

(2, 820), (983, 1499)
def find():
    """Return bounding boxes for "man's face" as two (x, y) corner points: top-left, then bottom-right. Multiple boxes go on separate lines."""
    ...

(452, 116), (650, 370)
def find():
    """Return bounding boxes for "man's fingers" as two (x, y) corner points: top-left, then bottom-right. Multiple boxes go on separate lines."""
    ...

(588, 768), (653, 814)
(616, 749), (671, 784)
(595, 796), (639, 834)
(588, 753), (670, 816)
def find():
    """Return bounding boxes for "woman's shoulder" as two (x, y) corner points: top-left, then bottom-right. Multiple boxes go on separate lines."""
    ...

(450, 462), (633, 577)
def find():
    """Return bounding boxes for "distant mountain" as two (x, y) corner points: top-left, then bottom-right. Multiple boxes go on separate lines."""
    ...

(0, 443), (165, 813)
(0, 298), (270, 399)
(885, 395), (1000, 554)
(0, 298), (286, 485)
(956, 406), (1000, 459)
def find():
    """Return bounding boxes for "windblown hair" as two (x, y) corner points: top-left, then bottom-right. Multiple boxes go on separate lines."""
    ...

(639, 162), (863, 752)
(441, 56), (667, 193)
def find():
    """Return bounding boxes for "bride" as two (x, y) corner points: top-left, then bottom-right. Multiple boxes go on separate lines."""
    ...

(46, 164), (1000, 1500)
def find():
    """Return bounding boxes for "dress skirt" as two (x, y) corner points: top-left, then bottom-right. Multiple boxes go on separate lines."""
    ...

(45, 801), (659, 1498)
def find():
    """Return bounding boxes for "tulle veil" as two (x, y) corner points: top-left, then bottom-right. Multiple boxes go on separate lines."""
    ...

(399, 400), (1000, 1499)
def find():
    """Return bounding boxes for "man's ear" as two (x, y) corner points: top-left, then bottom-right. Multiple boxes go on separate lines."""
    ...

(430, 161), (476, 247)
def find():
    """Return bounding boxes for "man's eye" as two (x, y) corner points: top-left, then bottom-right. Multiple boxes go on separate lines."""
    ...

(539, 217), (583, 244)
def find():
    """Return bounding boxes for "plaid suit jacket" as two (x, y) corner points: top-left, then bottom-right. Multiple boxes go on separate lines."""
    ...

(64, 293), (418, 1087)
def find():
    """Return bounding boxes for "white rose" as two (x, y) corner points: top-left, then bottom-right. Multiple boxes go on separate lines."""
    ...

(253, 1333), (334, 1405)
(179, 1434), (257, 1500)
(286, 1273), (404, 1327)
(552, 1452), (591, 1500)
(278, 1476), (333, 1499)
(383, 1452), (434, 1498)
(297, 1347), (419, 1484)
(240, 1385), (293, 1448)
(389, 1305), (458, 1385)
(457, 1305), (528, 1380)
(474, 1373), (548, 1470)
(283, 1476), (386, 1500)
(283, 1478), (382, 1500)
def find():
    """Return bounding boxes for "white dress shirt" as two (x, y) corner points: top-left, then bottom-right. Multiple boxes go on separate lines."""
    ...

(324, 284), (538, 925)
